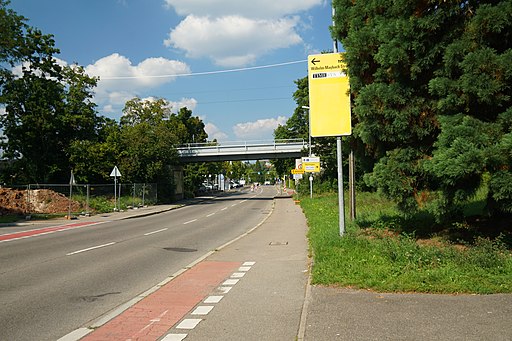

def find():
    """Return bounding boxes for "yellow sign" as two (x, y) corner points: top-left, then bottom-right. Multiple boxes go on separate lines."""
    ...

(302, 156), (320, 173)
(307, 53), (351, 137)
(291, 169), (305, 174)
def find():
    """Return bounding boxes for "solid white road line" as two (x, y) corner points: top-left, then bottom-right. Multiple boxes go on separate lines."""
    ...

(66, 242), (116, 256)
(144, 228), (168, 236)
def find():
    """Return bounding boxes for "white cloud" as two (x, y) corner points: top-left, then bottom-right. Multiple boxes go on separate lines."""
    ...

(169, 97), (198, 113)
(233, 116), (287, 140)
(164, 0), (323, 19)
(205, 122), (229, 141)
(83, 53), (191, 115)
(165, 15), (302, 67)
(85, 53), (190, 89)
(163, 1), (324, 66)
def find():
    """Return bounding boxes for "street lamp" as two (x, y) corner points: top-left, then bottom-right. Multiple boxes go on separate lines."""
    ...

(301, 106), (311, 156)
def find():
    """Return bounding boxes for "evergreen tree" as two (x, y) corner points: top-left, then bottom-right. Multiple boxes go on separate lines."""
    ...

(333, 0), (512, 219)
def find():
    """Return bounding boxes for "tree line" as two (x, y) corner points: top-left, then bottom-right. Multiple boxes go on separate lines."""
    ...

(276, 0), (511, 223)
(0, 1), (211, 201)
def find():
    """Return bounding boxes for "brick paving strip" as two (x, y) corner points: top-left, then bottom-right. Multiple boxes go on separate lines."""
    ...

(82, 261), (241, 341)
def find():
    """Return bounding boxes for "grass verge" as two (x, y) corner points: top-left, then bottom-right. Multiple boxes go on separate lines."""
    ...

(301, 192), (512, 294)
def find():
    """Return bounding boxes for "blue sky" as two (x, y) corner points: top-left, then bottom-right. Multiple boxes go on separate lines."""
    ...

(8, 0), (336, 141)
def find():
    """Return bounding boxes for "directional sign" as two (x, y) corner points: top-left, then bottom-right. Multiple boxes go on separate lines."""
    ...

(307, 52), (351, 137)
(302, 156), (320, 173)
(291, 168), (305, 174)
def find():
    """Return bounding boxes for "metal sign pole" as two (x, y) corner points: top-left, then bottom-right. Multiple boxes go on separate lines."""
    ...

(337, 137), (345, 236)
(333, 2), (345, 236)
(114, 176), (117, 211)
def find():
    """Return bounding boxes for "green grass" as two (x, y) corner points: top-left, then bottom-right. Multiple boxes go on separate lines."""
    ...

(301, 192), (512, 294)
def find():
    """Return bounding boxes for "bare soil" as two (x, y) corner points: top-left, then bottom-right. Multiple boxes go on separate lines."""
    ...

(0, 188), (82, 215)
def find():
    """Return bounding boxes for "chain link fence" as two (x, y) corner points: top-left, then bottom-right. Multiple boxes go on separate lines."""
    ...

(0, 183), (157, 217)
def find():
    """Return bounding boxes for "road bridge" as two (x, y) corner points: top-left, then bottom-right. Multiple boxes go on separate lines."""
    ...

(177, 139), (308, 162)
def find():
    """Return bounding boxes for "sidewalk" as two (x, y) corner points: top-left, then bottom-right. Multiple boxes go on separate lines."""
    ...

(59, 194), (512, 341)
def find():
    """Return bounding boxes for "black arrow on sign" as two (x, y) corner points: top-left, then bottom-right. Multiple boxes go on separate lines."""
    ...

(311, 57), (320, 65)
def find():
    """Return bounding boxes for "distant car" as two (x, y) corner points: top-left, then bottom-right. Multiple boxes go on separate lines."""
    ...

(230, 181), (242, 189)
(264, 180), (271, 185)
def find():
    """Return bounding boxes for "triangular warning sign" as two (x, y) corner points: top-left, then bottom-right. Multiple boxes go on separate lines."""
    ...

(110, 166), (122, 177)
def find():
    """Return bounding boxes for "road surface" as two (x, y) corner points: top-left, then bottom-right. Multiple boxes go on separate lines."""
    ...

(0, 187), (275, 340)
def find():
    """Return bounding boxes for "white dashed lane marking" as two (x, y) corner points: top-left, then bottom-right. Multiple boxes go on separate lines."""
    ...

(163, 261), (256, 340)
(204, 295), (223, 304)
(191, 306), (214, 315)
(66, 242), (116, 256)
(176, 318), (202, 329)
(218, 286), (232, 294)
(161, 333), (187, 341)
(223, 278), (239, 286)
(144, 228), (168, 236)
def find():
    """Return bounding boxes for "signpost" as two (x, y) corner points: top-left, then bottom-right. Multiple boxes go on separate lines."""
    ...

(307, 51), (352, 236)
(110, 166), (122, 211)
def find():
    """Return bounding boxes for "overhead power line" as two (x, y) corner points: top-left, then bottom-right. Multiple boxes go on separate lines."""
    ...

(99, 60), (307, 80)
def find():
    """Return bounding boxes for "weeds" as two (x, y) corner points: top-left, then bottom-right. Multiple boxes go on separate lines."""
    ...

(302, 192), (512, 294)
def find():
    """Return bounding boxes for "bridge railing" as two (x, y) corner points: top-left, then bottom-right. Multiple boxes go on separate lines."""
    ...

(177, 139), (307, 154)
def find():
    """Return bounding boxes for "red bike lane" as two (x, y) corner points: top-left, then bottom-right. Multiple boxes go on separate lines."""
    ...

(0, 221), (101, 242)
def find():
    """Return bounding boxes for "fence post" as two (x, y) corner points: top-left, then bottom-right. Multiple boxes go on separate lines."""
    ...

(86, 184), (90, 216)
(142, 183), (145, 206)
(132, 183), (136, 208)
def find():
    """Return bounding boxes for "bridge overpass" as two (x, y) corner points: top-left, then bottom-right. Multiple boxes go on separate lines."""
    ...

(177, 139), (308, 162)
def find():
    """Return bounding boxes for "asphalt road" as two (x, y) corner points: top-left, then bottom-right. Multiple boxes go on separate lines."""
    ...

(0, 187), (275, 341)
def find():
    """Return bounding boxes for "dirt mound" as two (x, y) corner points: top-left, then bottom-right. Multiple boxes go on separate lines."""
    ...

(0, 188), (82, 215)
